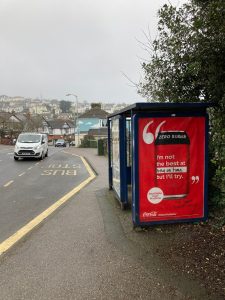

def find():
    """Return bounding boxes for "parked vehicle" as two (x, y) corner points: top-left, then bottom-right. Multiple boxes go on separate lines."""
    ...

(55, 139), (67, 147)
(14, 133), (48, 160)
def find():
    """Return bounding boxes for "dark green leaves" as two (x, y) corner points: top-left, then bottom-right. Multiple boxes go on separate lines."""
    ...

(138, 0), (225, 208)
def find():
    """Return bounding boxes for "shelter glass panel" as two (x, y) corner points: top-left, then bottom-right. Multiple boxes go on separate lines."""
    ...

(111, 118), (120, 197)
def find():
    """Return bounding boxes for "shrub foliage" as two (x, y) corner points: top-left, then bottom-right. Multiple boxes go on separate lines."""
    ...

(138, 0), (225, 208)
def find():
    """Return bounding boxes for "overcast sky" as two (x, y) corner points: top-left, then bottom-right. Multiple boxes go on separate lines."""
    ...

(0, 0), (185, 103)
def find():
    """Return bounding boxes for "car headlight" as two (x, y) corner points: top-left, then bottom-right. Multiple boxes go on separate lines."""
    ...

(34, 145), (41, 150)
(15, 145), (20, 152)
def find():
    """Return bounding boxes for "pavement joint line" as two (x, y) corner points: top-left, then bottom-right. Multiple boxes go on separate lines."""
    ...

(3, 180), (14, 187)
(0, 155), (96, 256)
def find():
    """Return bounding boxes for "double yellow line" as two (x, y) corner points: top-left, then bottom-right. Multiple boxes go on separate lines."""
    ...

(0, 155), (96, 256)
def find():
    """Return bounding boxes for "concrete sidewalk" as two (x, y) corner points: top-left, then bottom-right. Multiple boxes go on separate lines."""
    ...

(0, 148), (211, 300)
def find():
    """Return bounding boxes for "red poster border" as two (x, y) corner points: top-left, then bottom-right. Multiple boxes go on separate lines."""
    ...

(133, 113), (208, 226)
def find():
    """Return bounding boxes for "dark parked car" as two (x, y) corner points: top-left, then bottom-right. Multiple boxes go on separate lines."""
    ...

(55, 139), (67, 147)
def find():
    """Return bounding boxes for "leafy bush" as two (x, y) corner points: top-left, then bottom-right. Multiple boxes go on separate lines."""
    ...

(80, 135), (97, 148)
(138, 0), (225, 209)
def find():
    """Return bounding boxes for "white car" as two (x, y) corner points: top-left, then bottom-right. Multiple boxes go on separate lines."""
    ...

(14, 133), (48, 160)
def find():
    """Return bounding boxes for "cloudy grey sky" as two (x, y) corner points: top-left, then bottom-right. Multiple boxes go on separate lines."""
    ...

(0, 0), (185, 103)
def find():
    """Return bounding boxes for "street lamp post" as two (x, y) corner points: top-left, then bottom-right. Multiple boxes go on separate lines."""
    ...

(66, 93), (79, 146)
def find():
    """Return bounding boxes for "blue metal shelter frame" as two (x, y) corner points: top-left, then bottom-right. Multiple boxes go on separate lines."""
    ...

(108, 115), (129, 209)
(107, 102), (212, 225)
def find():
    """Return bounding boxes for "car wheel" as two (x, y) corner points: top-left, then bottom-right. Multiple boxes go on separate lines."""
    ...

(14, 156), (19, 161)
(45, 149), (48, 157)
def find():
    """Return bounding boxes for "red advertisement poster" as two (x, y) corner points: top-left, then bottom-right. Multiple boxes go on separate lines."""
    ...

(138, 116), (206, 222)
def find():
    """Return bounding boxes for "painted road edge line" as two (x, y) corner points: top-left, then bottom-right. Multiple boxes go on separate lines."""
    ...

(0, 155), (96, 256)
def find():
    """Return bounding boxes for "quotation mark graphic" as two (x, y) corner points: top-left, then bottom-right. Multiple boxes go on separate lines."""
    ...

(191, 176), (199, 184)
(143, 120), (166, 144)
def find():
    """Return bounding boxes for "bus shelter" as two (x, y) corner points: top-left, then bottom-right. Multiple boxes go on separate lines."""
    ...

(107, 102), (211, 226)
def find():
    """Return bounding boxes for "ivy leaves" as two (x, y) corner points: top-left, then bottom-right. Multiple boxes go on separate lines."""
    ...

(138, 0), (225, 207)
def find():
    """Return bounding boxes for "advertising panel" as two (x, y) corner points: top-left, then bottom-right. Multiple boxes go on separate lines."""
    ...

(137, 116), (207, 223)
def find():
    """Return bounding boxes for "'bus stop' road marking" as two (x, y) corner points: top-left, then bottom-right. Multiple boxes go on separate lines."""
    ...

(4, 180), (14, 187)
(0, 155), (96, 256)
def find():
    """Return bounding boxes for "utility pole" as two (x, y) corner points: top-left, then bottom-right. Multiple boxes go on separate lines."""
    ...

(66, 93), (79, 146)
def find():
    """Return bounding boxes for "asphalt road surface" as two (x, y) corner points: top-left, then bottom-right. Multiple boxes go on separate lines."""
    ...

(0, 145), (90, 244)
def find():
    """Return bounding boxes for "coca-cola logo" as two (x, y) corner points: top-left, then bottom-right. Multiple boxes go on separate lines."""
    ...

(143, 211), (158, 217)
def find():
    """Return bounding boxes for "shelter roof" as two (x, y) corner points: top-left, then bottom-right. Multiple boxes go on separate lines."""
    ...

(108, 102), (213, 118)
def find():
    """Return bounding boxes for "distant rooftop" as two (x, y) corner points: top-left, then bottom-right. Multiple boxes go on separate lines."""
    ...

(45, 119), (74, 129)
(80, 103), (108, 119)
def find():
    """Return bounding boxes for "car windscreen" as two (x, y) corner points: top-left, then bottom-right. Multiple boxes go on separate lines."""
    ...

(17, 134), (41, 143)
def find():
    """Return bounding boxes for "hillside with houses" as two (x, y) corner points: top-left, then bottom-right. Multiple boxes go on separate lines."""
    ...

(0, 95), (129, 145)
